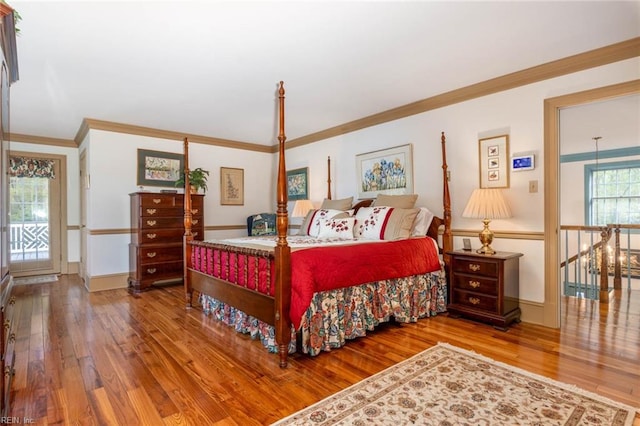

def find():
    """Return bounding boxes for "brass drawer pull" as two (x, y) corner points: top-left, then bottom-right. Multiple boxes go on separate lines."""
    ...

(9, 333), (15, 343)
(146, 233), (157, 239)
(146, 220), (157, 227)
(146, 268), (157, 274)
(153, 198), (162, 204)
(9, 296), (15, 305)
(469, 280), (480, 288)
(192, 209), (199, 214)
(469, 297), (481, 305)
(146, 252), (157, 258)
(468, 263), (481, 272)
(146, 208), (157, 215)
(193, 232), (198, 237)
(192, 219), (199, 225)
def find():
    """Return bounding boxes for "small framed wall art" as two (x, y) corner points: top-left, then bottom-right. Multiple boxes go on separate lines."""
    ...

(220, 167), (244, 205)
(478, 135), (509, 188)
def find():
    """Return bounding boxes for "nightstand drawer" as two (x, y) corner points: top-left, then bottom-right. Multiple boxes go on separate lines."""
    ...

(452, 274), (497, 295)
(452, 258), (498, 278)
(452, 289), (497, 313)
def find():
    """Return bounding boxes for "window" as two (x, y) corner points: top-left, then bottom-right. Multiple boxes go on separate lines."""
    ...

(585, 160), (640, 226)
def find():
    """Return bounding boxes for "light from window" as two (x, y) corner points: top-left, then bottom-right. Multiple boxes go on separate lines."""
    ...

(590, 164), (640, 225)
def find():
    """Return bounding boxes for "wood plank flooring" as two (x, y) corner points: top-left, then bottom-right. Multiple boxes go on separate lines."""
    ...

(9, 275), (640, 425)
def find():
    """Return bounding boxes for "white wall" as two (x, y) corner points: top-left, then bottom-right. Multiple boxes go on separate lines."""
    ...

(284, 57), (640, 304)
(82, 130), (275, 280)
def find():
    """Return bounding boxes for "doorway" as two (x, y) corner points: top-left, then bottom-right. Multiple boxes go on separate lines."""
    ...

(8, 152), (67, 277)
(544, 79), (640, 328)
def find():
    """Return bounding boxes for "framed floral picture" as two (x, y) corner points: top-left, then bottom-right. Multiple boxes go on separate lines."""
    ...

(287, 167), (309, 200)
(220, 167), (244, 205)
(356, 144), (413, 199)
(137, 149), (183, 187)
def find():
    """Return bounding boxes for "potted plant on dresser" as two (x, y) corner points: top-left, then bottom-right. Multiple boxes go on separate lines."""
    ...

(176, 167), (209, 193)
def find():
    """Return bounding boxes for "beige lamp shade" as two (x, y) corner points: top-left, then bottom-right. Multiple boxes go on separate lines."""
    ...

(292, 199), (314, 218)
(462, 188), (512, 220)
(462, 188), (511, 255)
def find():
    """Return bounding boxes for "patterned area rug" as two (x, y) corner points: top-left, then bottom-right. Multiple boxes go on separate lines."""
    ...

(273, 343), (638, 426)
(13, 274), (59, 285)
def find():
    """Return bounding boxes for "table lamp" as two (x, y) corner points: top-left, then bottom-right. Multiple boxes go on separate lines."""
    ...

(462, 188), (512, 255)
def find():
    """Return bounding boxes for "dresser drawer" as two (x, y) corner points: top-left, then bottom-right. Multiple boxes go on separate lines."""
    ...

(139, 206), (184, 218)
(139, 217), (184, 230)
(452, 258), (498, 278)
(451, 274), (497, 296)
(139, 194), (182, 208)
(452, 289), (498, 313)
(140, 260), (183, 281)
(139, 245), (183, 264)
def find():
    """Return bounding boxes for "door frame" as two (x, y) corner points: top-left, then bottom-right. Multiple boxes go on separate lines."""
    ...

(543, 79), (640, 328)
(9, 151), (68, 277)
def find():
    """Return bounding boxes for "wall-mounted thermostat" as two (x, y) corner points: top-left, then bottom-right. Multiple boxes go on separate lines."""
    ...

(512, 154), (535, 171)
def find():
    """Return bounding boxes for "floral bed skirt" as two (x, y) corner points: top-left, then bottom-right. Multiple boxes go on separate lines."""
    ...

(198, 268), (447, 356)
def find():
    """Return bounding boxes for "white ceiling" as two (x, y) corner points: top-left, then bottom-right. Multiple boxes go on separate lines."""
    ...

(8, 0), (640, 146)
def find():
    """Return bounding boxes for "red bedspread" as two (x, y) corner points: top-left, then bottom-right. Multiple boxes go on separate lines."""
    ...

(289, 237), (441, 328)
(191, 237), (442, 329)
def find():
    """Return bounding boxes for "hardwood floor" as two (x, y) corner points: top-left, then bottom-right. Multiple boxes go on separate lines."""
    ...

(9, 275), (640, 425)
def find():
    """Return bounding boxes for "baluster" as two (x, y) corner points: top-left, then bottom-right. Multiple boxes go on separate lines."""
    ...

(613, 225), (621, 290)
(598, 227), (611, 303)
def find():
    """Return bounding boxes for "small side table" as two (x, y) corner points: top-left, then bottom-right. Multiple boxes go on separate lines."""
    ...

(446, 250), (523, 330)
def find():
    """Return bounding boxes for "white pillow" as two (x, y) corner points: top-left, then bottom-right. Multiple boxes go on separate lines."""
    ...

(411, 207), (435, 237)
(354, 206), (393, 240)
(317, 217), (356, 239)
(304, 209), (347, 237)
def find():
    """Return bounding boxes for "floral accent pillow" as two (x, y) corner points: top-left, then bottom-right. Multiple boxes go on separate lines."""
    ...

(299, 209), (348, 237)
(354, 206), (393, 239)
(355, 206), (419, 240)
(317, 217), (356, 239)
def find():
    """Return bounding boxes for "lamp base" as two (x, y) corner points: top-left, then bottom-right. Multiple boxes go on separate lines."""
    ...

(476, 218), (496, 255)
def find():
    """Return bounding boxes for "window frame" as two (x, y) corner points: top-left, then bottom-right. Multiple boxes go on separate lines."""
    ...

(583, 159), (640, 227)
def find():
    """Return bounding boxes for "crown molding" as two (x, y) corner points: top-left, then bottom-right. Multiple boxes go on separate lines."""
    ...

(286, 37), (640, 148)
(10, 132), (76, 148)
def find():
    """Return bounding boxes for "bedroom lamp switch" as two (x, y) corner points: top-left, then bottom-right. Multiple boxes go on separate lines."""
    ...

(529, 180), (538, 193)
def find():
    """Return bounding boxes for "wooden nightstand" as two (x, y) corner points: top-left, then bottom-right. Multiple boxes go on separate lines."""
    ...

(446, 250), (522, 330)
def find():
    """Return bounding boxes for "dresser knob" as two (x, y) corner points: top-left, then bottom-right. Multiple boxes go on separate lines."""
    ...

(146, 233), (157, 239)
(468, 263), (481, 272)
(469, 280), (480, 288)
(146, 208), (157, 215)
(146, 220), (157, 227)
(153, 198), (162, 204)
(146, 252), (157, 258)
(469, 297), (481, 305)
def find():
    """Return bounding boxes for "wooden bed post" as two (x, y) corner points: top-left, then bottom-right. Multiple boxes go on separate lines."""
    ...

(183, 137), (194, 309)
(327, 156), (332, 200)
(441, 132), (452, 267)
(274, 81), (292, 367)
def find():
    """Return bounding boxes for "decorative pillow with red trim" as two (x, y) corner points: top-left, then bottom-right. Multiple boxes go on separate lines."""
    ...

(298, 209), (349, 237)
(355, 206), (419, 240)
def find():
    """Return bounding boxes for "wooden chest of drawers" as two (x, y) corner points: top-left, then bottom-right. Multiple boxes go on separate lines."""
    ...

(447, 250), (522, 330)
(128, 192), (204, 294)
(0, 275), (15, 416)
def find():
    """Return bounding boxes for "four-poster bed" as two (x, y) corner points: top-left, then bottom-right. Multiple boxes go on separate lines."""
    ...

(182, 82), (452, 367)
